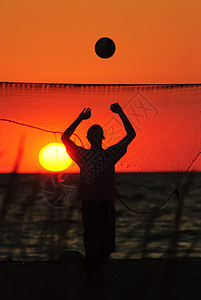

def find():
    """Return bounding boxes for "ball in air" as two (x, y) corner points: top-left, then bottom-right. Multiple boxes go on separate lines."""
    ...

(95, 37), (116, 59)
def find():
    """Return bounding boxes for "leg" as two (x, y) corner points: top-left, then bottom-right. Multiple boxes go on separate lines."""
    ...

(82, 201), (101, 274)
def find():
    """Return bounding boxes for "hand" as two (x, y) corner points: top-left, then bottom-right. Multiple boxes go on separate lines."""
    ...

(110, 102), (123, 114)
(79, 107), (91, 120)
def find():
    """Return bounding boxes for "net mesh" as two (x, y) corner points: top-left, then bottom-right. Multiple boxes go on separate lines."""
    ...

(0, 82), (201, 260)
(0, 82), (200, 173)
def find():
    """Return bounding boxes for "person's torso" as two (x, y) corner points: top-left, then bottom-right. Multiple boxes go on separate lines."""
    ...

(79, 148), (116, 201)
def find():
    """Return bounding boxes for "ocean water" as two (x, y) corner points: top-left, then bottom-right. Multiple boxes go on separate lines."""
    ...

(0, 172), (200, 261)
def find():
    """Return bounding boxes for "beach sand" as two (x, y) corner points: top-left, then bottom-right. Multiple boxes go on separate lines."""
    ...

(0, 251), (200, 300)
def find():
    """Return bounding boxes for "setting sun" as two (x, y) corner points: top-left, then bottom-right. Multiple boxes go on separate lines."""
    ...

(39, 143), (72, 172)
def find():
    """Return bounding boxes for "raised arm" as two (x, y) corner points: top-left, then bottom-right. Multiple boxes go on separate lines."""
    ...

(61, 108), (91, 165)
(110, 102), (136, 142)
(108, 103), (136, 164)
(61, 108), (91, 143)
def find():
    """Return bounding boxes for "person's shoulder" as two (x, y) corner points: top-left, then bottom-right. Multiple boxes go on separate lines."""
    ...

(79, 147), (92, 156)
(105, 145), (121, 157)
(105, 142), (127, 163)
(78, 146), (86, 151)
(106, 143), (124, 152)
(77, 146), (89, 154)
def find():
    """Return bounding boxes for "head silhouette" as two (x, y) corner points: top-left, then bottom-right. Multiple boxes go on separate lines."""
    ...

(87, 124), (105, 147)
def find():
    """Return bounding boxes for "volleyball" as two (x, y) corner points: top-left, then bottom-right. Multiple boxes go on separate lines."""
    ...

(95, 37), (116, 59)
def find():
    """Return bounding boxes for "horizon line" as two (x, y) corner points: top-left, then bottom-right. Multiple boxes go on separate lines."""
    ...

(1, 82), (201, 88)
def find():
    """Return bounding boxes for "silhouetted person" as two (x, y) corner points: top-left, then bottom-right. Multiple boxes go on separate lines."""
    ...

(61, 103), (136, 276)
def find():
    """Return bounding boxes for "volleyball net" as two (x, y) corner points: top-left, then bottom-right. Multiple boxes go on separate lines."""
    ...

(0, 82), (200, 173)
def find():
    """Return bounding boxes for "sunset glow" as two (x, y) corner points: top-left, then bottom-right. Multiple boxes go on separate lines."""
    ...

(39, 143), (72, 172)
(0, 84), (200, 173)
(0, 0), (201, 173)
(0, 0), (201, 83)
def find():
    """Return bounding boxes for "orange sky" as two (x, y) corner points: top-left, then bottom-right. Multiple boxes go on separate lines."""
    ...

(0, 1), (201, 173)
(0, 84), (201, 173)
(0, 0), (201, 83)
